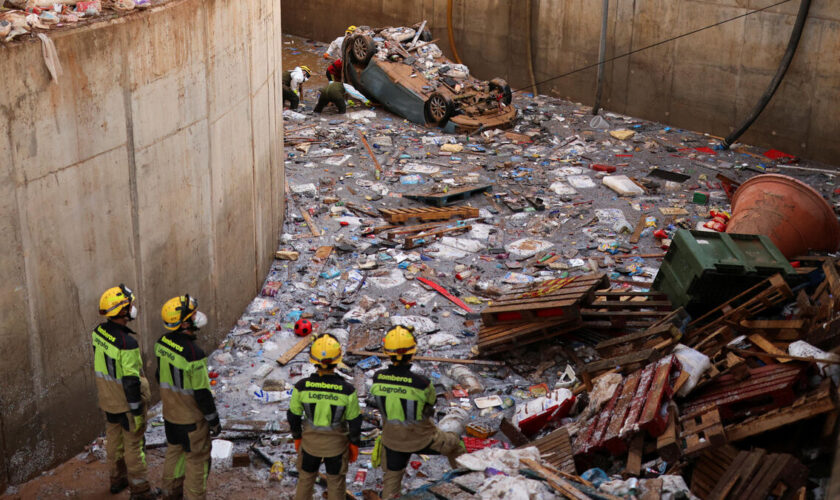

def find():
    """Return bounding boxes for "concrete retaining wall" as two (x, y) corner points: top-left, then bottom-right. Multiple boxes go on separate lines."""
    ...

(0, 0), (284, 487)
(282, 0), (840, 164)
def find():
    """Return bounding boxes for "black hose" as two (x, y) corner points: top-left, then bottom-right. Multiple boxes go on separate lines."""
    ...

(722, 0), (811, 149)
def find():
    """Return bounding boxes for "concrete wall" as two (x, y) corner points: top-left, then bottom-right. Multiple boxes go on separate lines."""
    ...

(0, 0), (284, 487)
(282, 0), (840, 164)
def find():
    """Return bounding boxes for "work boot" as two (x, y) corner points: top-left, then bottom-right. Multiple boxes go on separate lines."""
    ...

(161, 485), (183, 500)
(110, 459), (128, 494)
(129, 485), (160, 500)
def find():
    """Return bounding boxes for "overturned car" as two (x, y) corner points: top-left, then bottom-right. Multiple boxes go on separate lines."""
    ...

(341, 24), (517, 134)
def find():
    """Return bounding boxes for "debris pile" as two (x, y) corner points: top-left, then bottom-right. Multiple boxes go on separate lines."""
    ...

(0, 0), (152, 42)
(82, 33), (840, 499)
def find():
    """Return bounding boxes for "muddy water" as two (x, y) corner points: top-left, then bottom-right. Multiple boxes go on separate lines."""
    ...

(281, 34), (333, 98)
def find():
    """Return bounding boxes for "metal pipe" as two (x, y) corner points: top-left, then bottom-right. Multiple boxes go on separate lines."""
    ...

(592, 0), (609, 115)
(722, 0), (811, 149)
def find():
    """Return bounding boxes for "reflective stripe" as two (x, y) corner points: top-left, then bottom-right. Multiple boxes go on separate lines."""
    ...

(172, 366), (183, 389)
(405, 400), (417, 422)
(160, 381), (194, 395)
(374, 396), (386, 415)
(128, 401), (141, 410)
(95, 371), (118, 382)
(203, 412), (218, 422)
(304, 421), (346, 432)
(106, 356), (117, 379)
(332, 406), (346, 425)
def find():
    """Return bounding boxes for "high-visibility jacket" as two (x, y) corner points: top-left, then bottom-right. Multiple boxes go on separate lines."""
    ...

(288, 373), (362, 457)
(370, 364), (439, 452)
(91, 321), (148, 415)
(154, 331), (217, 426)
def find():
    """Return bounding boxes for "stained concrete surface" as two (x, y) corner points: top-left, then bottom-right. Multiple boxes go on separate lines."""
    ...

(281, 0), (840, 164)
(0, 0), (285, 488)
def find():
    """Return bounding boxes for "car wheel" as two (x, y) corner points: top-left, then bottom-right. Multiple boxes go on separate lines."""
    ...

(424, 93), (454, 126)
(349, 35), (375, 65)
(490, 78), (512, 106)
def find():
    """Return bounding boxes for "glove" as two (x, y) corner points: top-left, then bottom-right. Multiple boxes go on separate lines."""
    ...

(347, 99), (355, 106)
(348, 443), (359, 463)
(209, 418), (221, 437)
(323, 53), (330, 59)
(294, 90), (300, 97)
(364, 100), (372, 107)
(294, 439), (301, 452)
(132, 414), (144, 431)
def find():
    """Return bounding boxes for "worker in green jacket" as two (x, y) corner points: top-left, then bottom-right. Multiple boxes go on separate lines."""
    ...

(370, 326), (465, 499)
(288, 333), (362, 500)
(92, 284), (155, 500)
(156, 295), (220, 500)
(313, 81), (370, 114)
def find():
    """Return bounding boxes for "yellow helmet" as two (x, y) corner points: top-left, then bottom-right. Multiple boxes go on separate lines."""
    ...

(345, 25), (357, 35)
(99, 284), (135, 317)
(299, 65), (311, 77)
(161, 295), (199, 331)
(310, 333), (342, 369)
(383, 325), (417, 361)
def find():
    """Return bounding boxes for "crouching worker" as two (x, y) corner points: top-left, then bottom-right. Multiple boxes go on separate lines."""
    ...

(156, 295), (220, 500)
(289, 334), (362, 500)
(313, 81), (369, 114)
(371, 326), (466, 499)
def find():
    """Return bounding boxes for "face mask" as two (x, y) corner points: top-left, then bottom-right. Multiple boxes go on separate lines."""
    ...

(129, 305), (138, 320)
(192, 311), (208, 330)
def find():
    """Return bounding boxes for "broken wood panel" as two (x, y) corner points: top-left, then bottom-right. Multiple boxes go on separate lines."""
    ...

(682, 363), (807, 421)
(680, 407), (726, 455)
(519, 458), (590, 500)
(725, 381), (836, 442)
(707, 449), (766, 500)
(477, 318), (579, 351)
(638, 355), (677, 437)
(601, 369), (642, 455)
(478, 321), (583, 355)
(379, 206), (479, 223)
(403, 184), (493, 207)
(656, 403), (681, 463)
(620, 363), (656, 439)
(748, 333), (792, 363)
(690, 446), (739, 498)
(403, 225), (472, 249)
(582, 348), (659, 374)
(520, 426), (576, 474)
(500, 417), (530, 448)
(276, 334), (313, 365)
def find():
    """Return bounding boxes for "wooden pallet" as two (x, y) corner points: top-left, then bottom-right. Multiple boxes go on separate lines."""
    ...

(685, 274), (793, 351)
(403, 184), (493, 207)
(595, 323), (682, 358)
(580, 290), (673, 330)
(481, 274), (609, 326)
(706, 449), (808, 500)
(682, 363), (807, 421)
(477, 318), (582, 355)
(574, 356), (679, 457)
(379, 206), (479, 223)
(725, 380), (837, 442)
(518, 426), (576, 474)
(680, 406), (726, 455)
(403, 224), (472, 249)
(691, 446), (740, 499)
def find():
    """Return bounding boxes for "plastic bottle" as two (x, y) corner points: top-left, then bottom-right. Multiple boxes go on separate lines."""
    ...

(446, 365), (484, 394)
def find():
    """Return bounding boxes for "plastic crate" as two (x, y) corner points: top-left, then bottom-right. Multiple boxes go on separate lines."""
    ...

(653, 230), (795, 313)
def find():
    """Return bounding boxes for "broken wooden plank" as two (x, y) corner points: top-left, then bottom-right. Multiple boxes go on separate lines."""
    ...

(624, 434), (644, 477)
(276, 334), (313, 366)
(582, 348), (659, 374)
(300, 208), (322, 237)
(656, 403), (681, 463)
(680, 407), (726, 455)
(748, 333), (791, 363)
(358, 131), (383, 179)
(274, 250), (299, 261)
(500, 417), (530, 448)
(403, 224), (472, 249)
(629, 213), (648, 244)
(519, 426), (576, 474)
(379, 206), (479, 224)
(520, 458), (590, 500)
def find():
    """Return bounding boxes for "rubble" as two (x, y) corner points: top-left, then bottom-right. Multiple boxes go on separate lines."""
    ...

(54, 31), (840, 500)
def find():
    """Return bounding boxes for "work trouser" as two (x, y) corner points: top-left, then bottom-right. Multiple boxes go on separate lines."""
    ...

(105, 411), (150, 494)
(314, 91), (346, 114)
(381, 428), (464, 499)
(295, 448), (348, 500)
(162, 419), (211, 500)
(283, 85), (300, 110)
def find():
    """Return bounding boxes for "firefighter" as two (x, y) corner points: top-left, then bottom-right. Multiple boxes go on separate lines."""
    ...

(283, 65), (312, 110)
(92, 285), (156, 499)
(313, 81), (370, 115)
(155, 295), (221, 500)
(370, 326), (466, 499)
(325, 58), (343, 82)
(288, 333), (362, 500)
(324, 25), (357, 60)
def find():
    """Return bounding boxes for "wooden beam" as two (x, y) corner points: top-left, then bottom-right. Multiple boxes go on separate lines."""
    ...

(519, 458), (591, 500)
(276, 334), (313, 366)
(629, 213), (648, 244)
(358, 131), (382, 180)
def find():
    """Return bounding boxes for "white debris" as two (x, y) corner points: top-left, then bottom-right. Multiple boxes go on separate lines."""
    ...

(390, 315), (437, 334)
(505, 238), (553, 259)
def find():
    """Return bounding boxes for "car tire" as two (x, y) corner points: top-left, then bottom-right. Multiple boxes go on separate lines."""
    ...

(490, 78), (513, 106)
(424, 93), (454, 126)
(348, 35), (375, 66)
